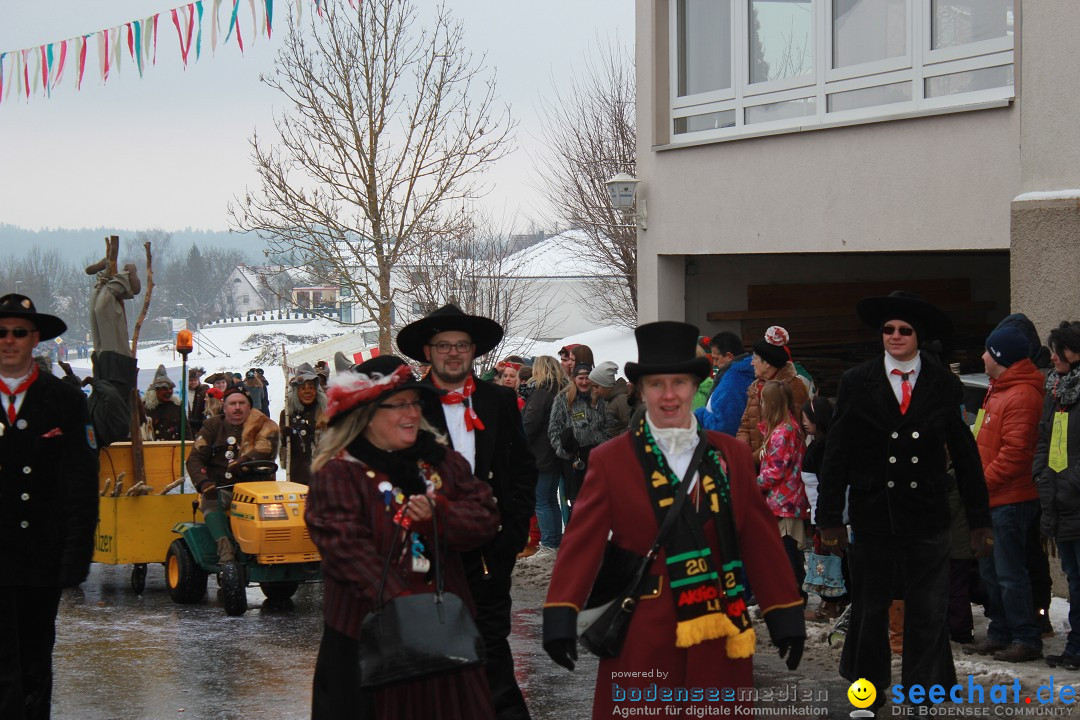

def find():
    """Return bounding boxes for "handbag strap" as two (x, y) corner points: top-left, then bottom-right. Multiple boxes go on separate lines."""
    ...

(624, 431), (709, 594)
(372, 494), (443, 611)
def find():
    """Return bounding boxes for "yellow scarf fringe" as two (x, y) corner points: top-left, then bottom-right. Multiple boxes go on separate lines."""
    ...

(675, 611), (756, 657)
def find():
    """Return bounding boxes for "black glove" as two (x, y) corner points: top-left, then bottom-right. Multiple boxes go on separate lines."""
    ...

(776, 635), (804, 671)
(559, 428), (579, 454)
(544, 637), (577, 671)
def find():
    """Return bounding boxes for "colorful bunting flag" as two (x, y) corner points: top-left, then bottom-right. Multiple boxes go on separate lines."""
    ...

(0, 0), (329, 104)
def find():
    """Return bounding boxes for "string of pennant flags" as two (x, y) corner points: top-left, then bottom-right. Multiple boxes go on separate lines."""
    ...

(0, 0), (356, 104)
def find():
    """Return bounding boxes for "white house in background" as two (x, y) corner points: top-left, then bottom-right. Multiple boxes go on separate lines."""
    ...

(493, 229), (624, 341)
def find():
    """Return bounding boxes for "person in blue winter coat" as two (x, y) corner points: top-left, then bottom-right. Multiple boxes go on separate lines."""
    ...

(695, 332), (755, 435)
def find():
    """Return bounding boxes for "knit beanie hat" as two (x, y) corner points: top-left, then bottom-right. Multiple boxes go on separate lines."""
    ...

(589, 361), (618, 388)
(152, 364), (175, 389)
(986, 325), (1029, 368)
(752, 326), (792, 369)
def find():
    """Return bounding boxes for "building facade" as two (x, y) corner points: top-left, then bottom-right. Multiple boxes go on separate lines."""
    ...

(636, 1), (1080, 363)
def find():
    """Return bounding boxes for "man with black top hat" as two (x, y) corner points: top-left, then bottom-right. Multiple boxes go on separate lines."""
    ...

(0, 293), (99, 719)
(817, 291), (992, 710)
(397, 304), (538, 720)
(542, 321), (804, 719)
(187, 367), (209, 434)
(186, 385), (280, 566)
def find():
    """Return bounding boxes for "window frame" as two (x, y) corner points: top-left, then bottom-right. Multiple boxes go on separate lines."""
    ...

(666, 0), (1014, 146)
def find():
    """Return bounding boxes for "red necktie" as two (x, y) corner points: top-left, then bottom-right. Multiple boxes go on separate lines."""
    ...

(891, 369), (912, 415)
(0, 365), (39, 424)
(434, 376), (485, 431)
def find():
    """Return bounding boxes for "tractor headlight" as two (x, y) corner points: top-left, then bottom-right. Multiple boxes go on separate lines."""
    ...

(259, 503), (288, 520)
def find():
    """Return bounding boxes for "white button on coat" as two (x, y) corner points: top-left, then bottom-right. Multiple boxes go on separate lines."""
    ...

(20, 493), (29, 501)
(889, 457), (897, 464)
(19, 521), (29, 528)
(22, 466), (31, 474)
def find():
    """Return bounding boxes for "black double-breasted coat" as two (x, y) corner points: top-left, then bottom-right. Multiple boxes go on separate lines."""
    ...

(0, 372), (99, 588)
(817, 353), (990, 535)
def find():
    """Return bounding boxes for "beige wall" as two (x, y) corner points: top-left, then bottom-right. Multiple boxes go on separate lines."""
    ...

(636, 0), (1023, 322)
(1008, 2), (1080, 337)
(1017, 2), (1080, 193)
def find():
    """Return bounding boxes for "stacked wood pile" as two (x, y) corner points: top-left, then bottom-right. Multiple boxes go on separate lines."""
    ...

(706, 278), (997, 395)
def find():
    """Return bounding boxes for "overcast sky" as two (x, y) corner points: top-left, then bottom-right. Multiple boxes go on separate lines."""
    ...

(0, 1), (632, 232)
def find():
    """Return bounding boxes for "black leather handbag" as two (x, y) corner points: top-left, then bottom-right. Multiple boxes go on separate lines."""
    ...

(576, 436), (705, 658)
(358, 498), (484, 688)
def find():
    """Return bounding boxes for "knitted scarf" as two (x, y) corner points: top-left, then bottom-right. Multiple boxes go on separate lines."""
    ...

(1047, 363), (1080, 407)
(632, 418), (755, 658)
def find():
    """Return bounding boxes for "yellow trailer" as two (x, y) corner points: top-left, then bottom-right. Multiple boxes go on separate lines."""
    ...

(94, 440), (202, 593)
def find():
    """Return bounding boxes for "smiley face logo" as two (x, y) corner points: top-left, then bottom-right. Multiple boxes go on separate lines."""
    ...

(847, 678), (876, 709)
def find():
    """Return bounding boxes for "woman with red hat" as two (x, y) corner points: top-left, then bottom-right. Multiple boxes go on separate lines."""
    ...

(305, 355), (500, 720)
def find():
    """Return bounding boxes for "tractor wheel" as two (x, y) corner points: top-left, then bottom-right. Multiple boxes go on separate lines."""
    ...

(259, 582), (300, 601)
(130, 564), (148, 595)
(220, 562), (248, 616)
(166, 540), (208, 604)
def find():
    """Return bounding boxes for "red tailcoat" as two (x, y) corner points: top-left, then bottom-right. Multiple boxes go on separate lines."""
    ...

(544, 431), (802, 718)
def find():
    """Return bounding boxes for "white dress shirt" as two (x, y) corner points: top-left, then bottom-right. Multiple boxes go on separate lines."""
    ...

(883, 352), (921, 407)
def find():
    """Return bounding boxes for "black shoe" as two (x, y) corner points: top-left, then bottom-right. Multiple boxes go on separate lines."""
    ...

(951, 631), (975, 645)
(992, 643), (1043, 663)
(1046, 652), (1080, 671)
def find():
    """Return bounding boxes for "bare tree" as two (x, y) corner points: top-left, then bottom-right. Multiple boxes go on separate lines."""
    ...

(405, 215), (551, 372)
(230, 0), (514, 352)
(534, 41), (637, 327)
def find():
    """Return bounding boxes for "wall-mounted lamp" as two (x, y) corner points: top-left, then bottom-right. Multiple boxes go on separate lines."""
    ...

(605, 173), (647, 230)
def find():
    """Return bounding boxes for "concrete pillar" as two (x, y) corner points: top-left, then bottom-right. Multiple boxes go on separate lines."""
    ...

(1010, 2), (1080, 336)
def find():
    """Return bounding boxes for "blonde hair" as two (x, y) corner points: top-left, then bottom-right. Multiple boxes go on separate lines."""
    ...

(561, 368), (600, 408)
(529, 356), (567, 392)
(310, 402), (444, 473)
(759, 380), (795, 442)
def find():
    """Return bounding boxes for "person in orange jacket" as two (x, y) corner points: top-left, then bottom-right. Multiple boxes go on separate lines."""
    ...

(965, 325), (1047, 662)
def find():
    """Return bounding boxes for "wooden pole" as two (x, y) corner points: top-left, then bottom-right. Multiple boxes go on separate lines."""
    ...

(282, 342), (291, 482)
(106, 235), (118, 278)
(130, 242), (154, 353)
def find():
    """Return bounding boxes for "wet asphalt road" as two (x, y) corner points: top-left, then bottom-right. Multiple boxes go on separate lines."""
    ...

(52, 564), (852, 719)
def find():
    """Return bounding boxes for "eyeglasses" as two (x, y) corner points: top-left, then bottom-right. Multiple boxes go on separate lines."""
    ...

(881, 325), (914, 337)
(0, 327), (33, 339)
(428, 341), (473, 354)
(377, 399), (423, 412)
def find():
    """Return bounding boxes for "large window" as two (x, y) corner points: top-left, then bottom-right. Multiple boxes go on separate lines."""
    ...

(670, 0), (1014, 141)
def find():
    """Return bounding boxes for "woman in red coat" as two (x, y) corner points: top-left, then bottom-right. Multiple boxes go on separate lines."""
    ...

(542, 322), (806, 719)
(305, 355), (500, 720)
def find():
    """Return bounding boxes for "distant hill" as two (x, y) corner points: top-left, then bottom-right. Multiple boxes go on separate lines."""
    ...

(0, 224), (267, 262)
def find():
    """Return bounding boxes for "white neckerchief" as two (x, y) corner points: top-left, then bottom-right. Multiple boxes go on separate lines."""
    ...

(439, 384), (476, 471)
(884, 352), (921, 406)
(0, 368), (33, 421)
(646, 414), (702, 492)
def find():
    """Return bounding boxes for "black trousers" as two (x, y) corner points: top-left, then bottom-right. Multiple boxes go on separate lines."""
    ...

(471, 567), (530, 720)
(0, 586), (63, 720)
(841, 530), (954, 709)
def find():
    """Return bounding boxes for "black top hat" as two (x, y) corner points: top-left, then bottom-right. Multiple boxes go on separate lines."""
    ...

(325, 355), (443, 424)
(396, 304), (504, 363)
(0, 293), (66, 341)
(855, 291), (952, 343)
(624, 321), (712, 384)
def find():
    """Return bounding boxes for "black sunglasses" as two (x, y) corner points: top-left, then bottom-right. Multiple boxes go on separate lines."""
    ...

(881, 325), (914, 337)
(0, 327), (33, 339)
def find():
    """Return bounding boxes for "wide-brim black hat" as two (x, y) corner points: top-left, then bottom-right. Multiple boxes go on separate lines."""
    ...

(396, 304), (504, 363)
(325, 354), (443, 424)
(0, 293), (66, 341)
(624, 321), (712, 384)
(855, 291), (952, 343)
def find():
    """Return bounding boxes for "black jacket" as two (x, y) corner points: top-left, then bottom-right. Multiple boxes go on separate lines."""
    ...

(0, 372), (99, 588)
(421, 375), (538, 566)
(1034, 391), (1080, 541)
(817, 354), (989, 536)
(522, 380), (561, 473)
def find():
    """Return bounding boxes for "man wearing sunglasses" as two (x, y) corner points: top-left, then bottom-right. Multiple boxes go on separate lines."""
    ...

(816, 291), (991, 713)
(396, 304), (538, 720)
(0, 293), (99, 719)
